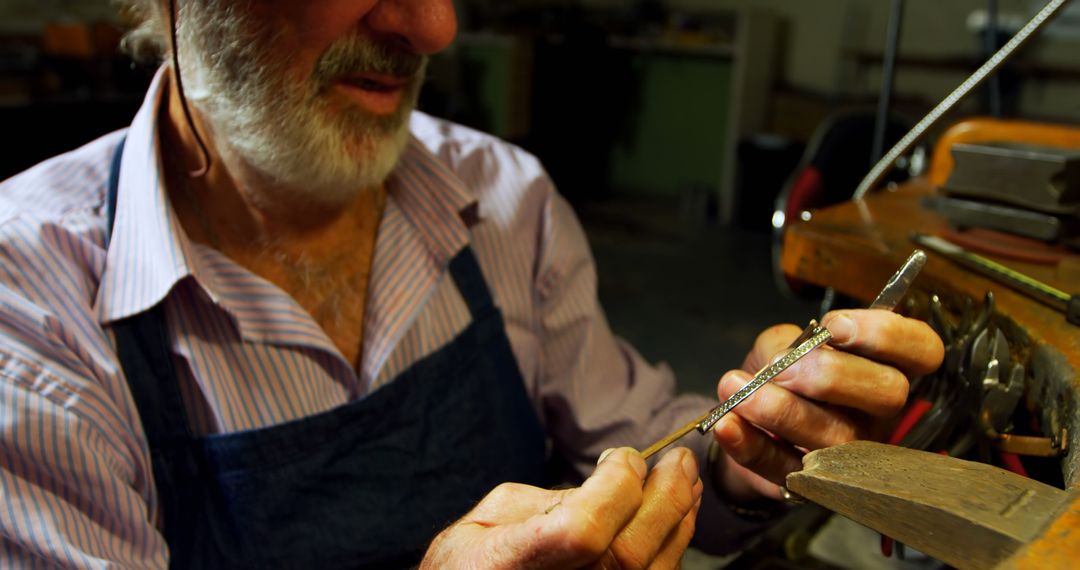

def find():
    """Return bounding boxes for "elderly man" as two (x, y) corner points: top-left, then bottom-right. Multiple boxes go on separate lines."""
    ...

(0, 0), (943, 568)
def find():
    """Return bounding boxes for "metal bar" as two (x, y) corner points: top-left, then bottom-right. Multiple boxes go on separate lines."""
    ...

(911, 233), (1071, 310)
(986, 0), (1003, 116)
(872, 0), (905, 164)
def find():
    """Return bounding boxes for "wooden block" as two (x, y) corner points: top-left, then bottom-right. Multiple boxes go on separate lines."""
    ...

(786, 441), (1068, 570)
(997, 489), (1080, 569)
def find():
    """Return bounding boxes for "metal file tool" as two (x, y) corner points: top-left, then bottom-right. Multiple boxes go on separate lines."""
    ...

(638, 250), (928, 460)
(912, 233), (1080, 326)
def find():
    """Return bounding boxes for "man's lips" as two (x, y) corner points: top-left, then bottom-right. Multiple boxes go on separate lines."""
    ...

(340, 72), (409, 91)
(333, 72), (410, 115)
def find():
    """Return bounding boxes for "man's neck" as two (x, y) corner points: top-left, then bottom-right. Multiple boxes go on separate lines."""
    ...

(160, 68), (386, 368)
(160, 68), (384, 264)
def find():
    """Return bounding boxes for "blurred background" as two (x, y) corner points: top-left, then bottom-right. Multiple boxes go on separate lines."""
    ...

(3, 1), (1080, 566)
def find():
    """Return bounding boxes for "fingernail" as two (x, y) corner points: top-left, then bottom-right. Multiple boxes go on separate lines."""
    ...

(769, 349), (792, 365)
(599, 448), (647, 480)
(680, 450), (699, 482)
(692, 478), (704, 502)
(824, 314), (856, 346)
(625, 449), (648, 479)
(597, 448), (616, 465)
(718, 370), (750, 399)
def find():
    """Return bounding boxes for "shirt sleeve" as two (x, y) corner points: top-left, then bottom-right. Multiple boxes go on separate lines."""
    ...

(534, 192), (776, 553)
(0, 208), (168, 568)
(534, 192), (714, 471)
(0, 350), (169, 569)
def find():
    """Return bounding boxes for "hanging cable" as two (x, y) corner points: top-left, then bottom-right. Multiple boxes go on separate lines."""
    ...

(169, 0), (211, 177)
(853, 0), (1072, 200)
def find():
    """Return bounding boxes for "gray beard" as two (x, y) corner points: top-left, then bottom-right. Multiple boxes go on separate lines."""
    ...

(176, 1), (425, 208)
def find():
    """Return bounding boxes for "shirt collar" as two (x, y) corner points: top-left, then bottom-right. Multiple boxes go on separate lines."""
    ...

(96, 67), (201, 325)
(388, 125), (478, 268)
(95, 70), (480, 326)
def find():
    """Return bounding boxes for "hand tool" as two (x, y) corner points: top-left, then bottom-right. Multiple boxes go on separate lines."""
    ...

(638, 250), (928, 460)
(911, 233), (1080, 326)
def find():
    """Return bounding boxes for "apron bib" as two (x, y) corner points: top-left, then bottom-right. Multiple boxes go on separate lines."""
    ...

(107, 137), (548, 568)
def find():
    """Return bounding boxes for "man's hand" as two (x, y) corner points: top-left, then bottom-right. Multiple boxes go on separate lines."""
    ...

(420, 447), (703, 569)
(712, 310), (944, 501)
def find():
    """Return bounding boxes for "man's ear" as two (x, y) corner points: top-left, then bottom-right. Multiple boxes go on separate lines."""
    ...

(116, 0), (171, 63)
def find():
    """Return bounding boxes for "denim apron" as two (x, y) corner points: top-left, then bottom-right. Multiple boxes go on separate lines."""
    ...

(106, 137), (548, 568)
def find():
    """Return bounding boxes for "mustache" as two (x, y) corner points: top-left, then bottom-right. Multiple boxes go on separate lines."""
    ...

(315, 35), (426, 84)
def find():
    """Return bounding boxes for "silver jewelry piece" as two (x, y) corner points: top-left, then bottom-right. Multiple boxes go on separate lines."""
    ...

(696, 324), (832, 434)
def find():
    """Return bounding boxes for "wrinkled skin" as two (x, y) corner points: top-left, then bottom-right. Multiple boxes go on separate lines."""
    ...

(421, 448), (702, 569)
(712, 310), (944, 501)
(419, 310), (943, 568)
(162, 1), (945, 565)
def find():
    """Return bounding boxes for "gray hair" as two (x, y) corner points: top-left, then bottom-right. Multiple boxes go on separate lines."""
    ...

(115, 0), (168, 62)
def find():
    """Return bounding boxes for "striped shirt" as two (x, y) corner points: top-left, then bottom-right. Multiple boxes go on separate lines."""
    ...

(0, 68), (717, 568)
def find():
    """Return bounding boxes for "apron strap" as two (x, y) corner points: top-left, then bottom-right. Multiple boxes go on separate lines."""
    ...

(105, 135), (126, 242)
(106, 136), (195, 449)
(112, 305), (194, 448)
(447, 247), (495, 319)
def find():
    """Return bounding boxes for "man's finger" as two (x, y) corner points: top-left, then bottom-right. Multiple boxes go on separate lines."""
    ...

(741, 323), (803, 372)
(821, 310), (944, 376)
(712, 413), (803, 493)
(489, 447), (647, 568)
(719, 367), (877, 448)
(648, 495), (702, 569)
(426, 483), (569, 569)
(608, 448), (702, 568)
(559, 446), (647, 523)
(751, 347), (910, 419)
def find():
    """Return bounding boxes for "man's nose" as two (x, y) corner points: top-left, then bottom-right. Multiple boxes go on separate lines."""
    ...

(364, 0), (458, 55)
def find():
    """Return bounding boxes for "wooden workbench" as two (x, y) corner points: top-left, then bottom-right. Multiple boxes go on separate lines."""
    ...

(779, 179), (1080, 567)
(781, 181), (1077, 354)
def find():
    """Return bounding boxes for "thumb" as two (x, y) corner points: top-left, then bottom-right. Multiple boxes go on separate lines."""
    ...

(488, 448), (649, 568)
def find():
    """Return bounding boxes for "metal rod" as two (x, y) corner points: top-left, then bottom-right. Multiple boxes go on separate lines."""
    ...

(637, 323), (832, 460)
(639, 417), (706, 460)
(872, 0), (905, 164)
(695, 326), (833, 434)
(912, 233), (1071, 310)
(637, 249), (928, 460)
(853, 0), (1072, 200)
